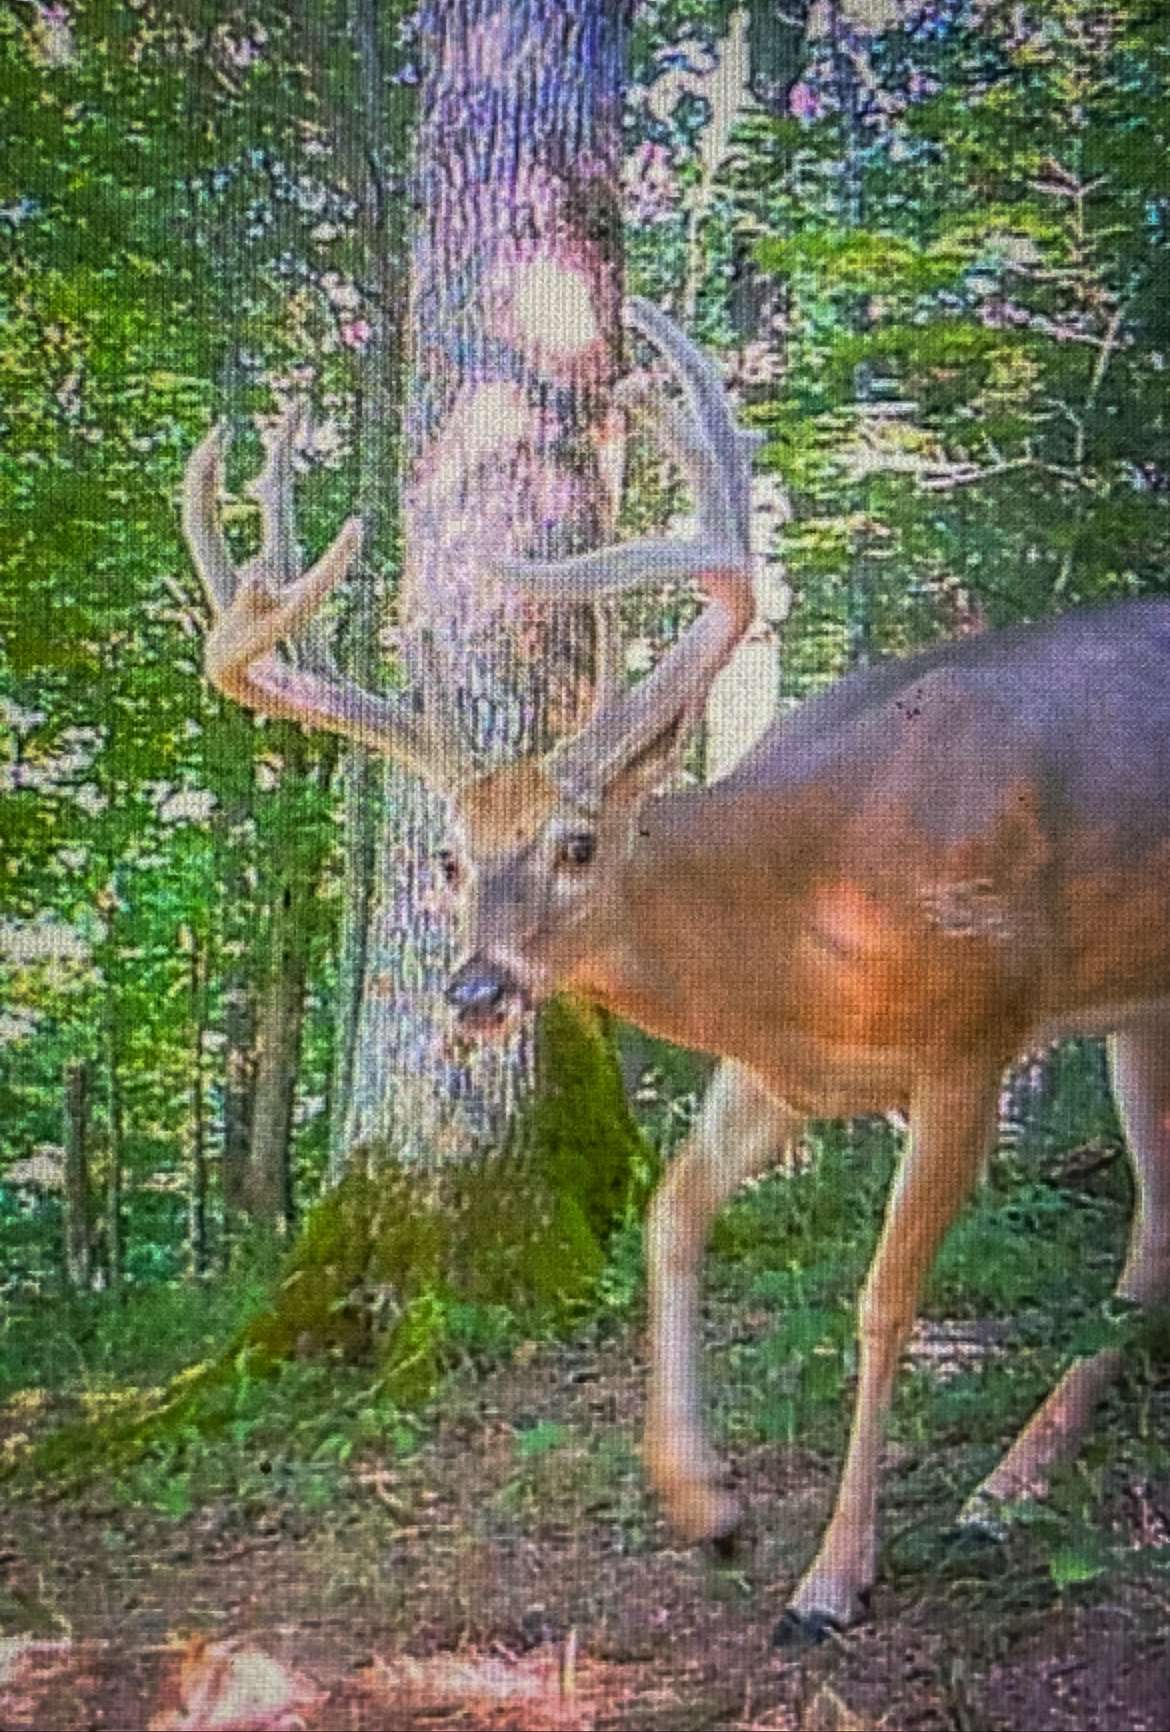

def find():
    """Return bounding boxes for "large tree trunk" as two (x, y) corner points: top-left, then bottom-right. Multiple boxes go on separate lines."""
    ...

(110, 0), (651, 1448)
(342, 0), (635, 1168)
(241, 0), (652, 1401)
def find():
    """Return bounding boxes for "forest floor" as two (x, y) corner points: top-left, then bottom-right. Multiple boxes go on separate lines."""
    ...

(2, 1145), (1169, 1730)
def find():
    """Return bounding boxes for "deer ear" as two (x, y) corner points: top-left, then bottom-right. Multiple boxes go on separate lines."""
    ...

(605, 708), (690, 806)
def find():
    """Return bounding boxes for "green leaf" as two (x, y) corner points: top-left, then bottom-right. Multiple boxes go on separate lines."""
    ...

(1047, 1540), (1108, 1589)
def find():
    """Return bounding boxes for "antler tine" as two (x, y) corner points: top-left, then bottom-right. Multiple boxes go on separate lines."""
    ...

(552, 596), (750, 811)
(181, 425), (237, 612)
(246, 403), (304, 584)
(624, 297), (751, 553)
(486, 298), (754, 600)
(179, 414), (470, 791)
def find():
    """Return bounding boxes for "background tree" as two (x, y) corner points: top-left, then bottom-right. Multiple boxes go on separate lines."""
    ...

(1, 0), (416, 1257)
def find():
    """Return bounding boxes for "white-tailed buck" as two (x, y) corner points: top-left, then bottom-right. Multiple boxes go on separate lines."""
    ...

(183, 300), (1170, 1643)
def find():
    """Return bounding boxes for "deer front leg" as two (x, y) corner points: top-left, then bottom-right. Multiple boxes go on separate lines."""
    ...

(644, 1062), (802, 1543)
(777, 1066), (1000, 1644)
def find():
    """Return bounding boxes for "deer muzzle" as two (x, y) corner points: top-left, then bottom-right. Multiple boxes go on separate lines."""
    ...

(445, 958), (531, 1035)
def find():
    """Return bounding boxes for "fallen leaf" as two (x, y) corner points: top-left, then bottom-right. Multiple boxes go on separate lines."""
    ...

(149, 1635), (324, 1731)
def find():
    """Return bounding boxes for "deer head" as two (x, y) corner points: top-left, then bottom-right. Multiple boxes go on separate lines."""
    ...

(180, 300), (764, 1036)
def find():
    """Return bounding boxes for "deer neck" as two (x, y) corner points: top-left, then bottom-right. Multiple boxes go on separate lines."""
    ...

(569, 783), (806, 1050)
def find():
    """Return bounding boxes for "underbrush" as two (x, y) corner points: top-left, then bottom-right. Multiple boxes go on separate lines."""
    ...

(4, 1079), (1167, 1625)
(0, 1243), (281, 1403)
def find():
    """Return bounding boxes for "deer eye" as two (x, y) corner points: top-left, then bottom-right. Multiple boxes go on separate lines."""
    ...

(436, 848), (462, 887)
(558, 831), (596, 868)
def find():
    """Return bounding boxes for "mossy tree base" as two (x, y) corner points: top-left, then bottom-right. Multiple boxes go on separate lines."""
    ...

(21, 999), (654, 1485)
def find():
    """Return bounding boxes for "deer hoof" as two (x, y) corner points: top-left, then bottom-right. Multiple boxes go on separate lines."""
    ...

(775, 1579), (871, 1647)
(663, 1481), (744, 1546)
(771, 1607), (841, 1651)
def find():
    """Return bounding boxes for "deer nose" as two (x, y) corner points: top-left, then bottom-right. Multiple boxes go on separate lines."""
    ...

(445, 960), (515, 1026)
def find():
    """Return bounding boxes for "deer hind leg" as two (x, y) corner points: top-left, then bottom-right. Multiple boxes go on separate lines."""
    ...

(962, 1019), (1170, 1526)
(644, 1061), (802, 1544)
(779, 1065), (1000, 1643)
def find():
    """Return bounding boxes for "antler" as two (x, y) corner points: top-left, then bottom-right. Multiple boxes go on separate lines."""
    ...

(182, 305), (768, 807)
(487, 298), (770, 809)
(181, 408), (467, 789)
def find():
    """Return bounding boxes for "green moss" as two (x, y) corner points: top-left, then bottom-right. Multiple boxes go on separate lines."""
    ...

(234, 1171), (387, 1369)
(373, 996), (655, 1401)
(380, 1288), (449, 1406)
(525, 996), (656, 1237)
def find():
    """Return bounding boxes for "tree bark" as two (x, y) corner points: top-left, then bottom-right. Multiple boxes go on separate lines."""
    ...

(247, 919), (302, 1228)
(731, 1), (811, 344)
(63, 1059), (93, 1292)
(246, 740), (316, 1229)
(344, 0), (632, 1165)
(705, 3), (809, 778)
(211, 271), (260, 1233)
(247, 931), (308, 1223)
(746, 0), (812, 118)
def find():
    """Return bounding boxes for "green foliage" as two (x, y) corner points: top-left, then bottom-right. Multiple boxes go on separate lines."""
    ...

(513, 1418), (571, 1460)
(97, 1353), (420, 1521)
(1, 0), (410, 1282)
(0, 1256), (274, 1402)
(9, 998), (653, 1482)
(704, 1101), (1135, 1473)
(756, 228), (955, 293)
(489, 1419), (647, 1550)
(749, 0), (1170, 682)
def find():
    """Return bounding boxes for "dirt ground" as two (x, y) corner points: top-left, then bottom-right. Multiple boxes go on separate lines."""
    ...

(2, 1290), (1168, 1732)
